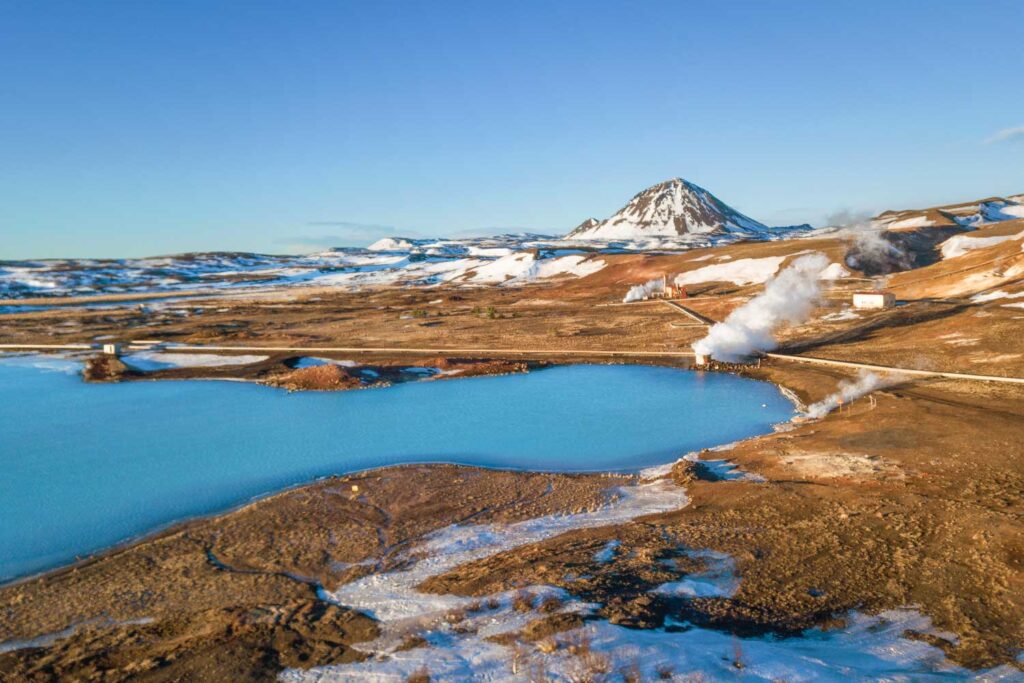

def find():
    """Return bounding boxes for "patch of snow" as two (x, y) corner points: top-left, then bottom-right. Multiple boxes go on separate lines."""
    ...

(682, 452), (760, 482)
(939, 231), (1024, 259)
(0, 617), (154, 654)
(593, 540), (620, 563)
(821, 308), (860, 322)
(524, 255), (605, 281)
(970, 290), (1024, 303)
(281, 604), (1006, 682)
(293, 357), (358, 369)
(466, 246), (514, 257)
(321, 478), (686, 622)
(886, 215), (936, 229)
(651, 550), (737, 598)
(121, 351), (268, 371)
(818, 262), (851, 280)
(469, 253), (536, 283)
(367, 237), (415, 251)
(674, 256), (787, 287)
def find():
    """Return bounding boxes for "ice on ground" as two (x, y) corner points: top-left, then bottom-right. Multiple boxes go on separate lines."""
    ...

(0, 617), (154, 654)
(0, 354), (83, 374)
(681, 452), (760, 482)
(593, 540), (620, 563)
(321, 478), (687, 622)
(281, 604), (1010, 682)
(121, 351), (268, 371)
(293, 357), (359, 369)
(675, 256), (787, 286)
(404, 367), (439, 376)
(651, 549), (737, 598)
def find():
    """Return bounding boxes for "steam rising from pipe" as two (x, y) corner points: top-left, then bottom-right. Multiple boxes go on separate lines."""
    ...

(805, 371), (897, 419)
(623, 277), (665, 303)
(693, 253), (830, 362)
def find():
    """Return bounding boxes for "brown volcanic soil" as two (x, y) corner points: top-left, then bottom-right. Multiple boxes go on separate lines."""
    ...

(2, 228), (1024, 678)
(0, 467), (625, 681)
(413, 370), (1024, 668)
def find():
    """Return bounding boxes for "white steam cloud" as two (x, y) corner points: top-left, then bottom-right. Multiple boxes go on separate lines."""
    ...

(805, 371), (898, 419)
(693, 253), (829, 362)
(623, 277), (665, 303)
(844, 227), (912, 275)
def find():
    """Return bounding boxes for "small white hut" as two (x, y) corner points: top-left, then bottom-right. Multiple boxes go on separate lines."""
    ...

(852, 291), (896, 309)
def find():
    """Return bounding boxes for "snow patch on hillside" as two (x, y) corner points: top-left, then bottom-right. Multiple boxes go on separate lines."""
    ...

(675, 256), (787, 286)
(939, 231), (1024, 259)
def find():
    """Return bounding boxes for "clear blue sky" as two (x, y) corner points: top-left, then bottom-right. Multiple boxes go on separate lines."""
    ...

(2, 0), (1022, 259)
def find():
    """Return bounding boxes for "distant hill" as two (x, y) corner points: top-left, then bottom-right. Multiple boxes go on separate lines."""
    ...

(566, 177), (807, 240)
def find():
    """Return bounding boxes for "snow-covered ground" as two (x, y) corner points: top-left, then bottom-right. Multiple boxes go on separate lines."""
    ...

(322, 477), (688, 623)
(277, 458), (1018, 682)
(940, 230), (1024, 259)
(674, 256), (787, 286)
(280, 466), (1017, 682)
(0, 231), (774, 300)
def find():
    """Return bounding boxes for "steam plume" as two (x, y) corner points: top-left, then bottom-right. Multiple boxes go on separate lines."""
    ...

(623, 277), (665, 303)
(693, 253), (829, 362)
(805, 371), (897, 419)
(828, 213), (912, 276)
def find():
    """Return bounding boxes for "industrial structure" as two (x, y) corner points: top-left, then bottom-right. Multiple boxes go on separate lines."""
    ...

(853, 291), (896, 309)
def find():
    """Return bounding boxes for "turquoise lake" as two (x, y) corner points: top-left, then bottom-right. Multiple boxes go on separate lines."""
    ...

(0, 358), (794, 582)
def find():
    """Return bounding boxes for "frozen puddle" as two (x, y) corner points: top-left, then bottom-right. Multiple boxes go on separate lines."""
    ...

(121, 350), (268, 370)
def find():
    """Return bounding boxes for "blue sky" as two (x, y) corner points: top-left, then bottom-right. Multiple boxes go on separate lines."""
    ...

(2, 0), (1022, 258)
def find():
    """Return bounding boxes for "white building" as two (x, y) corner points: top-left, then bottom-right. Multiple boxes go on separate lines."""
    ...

(852, 291), (896, 309)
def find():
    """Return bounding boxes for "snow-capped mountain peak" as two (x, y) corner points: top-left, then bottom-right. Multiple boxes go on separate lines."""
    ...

(567, 177), (777, 240)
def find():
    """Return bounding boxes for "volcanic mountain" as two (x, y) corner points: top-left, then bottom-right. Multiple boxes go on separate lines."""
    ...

(567, 177), (797, 240)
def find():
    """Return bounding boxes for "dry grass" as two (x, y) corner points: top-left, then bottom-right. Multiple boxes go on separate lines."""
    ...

(513, 590), (536, 613)
(538, 595), (563, 613)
